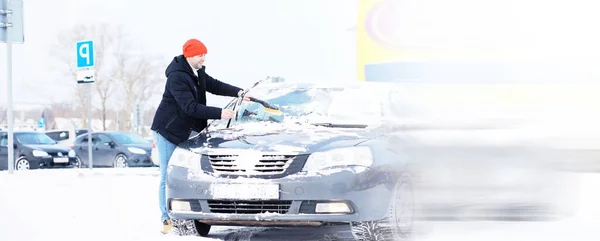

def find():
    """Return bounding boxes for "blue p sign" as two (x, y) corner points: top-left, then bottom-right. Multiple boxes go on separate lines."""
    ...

(77, 40), (95, 68)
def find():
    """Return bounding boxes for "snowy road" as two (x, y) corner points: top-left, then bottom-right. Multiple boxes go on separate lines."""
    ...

(1, 168), (599, 241)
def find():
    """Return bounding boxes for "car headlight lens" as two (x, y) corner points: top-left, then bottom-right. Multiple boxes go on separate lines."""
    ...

(32, 150), (50, 157)
(303, 146), (373, 171)
(128, 147), (147, 155)
(68, 150), (76, 157)
(169, 147), (201, 172)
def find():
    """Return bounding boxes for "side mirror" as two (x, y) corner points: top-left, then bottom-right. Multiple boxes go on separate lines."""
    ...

(104, 142), (115, 148)
(13, 143), (17, 149)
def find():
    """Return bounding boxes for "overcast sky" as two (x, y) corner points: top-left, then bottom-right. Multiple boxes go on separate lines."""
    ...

(0, 0), (357, 110)
(3, 0), (600, 112)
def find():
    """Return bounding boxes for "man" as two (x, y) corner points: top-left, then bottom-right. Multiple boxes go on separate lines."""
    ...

(150, 38), (250, 234)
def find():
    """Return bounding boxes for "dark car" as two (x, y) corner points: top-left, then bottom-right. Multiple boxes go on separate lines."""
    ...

(164, 82), (415, 240)
(0, 131), (79, 171)
(72, 131), (154, 168)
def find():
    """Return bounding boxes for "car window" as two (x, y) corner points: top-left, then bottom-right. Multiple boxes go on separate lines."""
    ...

(97, 134), (113, 145)
(208, 87), (337, 129)
(90, 134), (104, 146)
(79, 136), (98, 144)
(207, 85), (391, 130)
(76, 129), (88, 136)
(45, 132), (60, 140)
(0, 133), (7, 147)
(46, 131), (70, 141)
(14, 132), (56, 145)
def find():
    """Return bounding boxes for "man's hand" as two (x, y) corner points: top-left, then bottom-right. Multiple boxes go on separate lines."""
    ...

(237, 90), (252, 101)
(221, 109), (235, 119)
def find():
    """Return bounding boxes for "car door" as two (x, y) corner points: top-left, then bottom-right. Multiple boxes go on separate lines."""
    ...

(93, 133), (118, 166)
(75, 135), (92, 167)
(0, 132), (8, 170)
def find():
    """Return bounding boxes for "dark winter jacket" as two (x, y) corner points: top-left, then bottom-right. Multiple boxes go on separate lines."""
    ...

(151, 55), (242, 145)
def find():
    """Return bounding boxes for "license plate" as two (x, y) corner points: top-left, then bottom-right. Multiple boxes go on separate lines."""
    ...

(210, 183), (279, 200)
(53, 157), (69, 163)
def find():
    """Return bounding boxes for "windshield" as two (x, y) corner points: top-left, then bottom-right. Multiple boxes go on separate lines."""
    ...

(209, 84), (388, 130)
(110, 132), (149, 145)
(15, 132), (56, 145)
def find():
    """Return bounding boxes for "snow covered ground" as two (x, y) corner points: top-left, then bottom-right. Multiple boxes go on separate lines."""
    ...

(1, 168), (599, 241)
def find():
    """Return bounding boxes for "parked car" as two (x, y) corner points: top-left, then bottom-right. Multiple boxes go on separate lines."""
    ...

(165, 82), (415, 240)
(72, 131), (154, 168)
(0, 131), (79, 170)
(45, 129), (90, 146)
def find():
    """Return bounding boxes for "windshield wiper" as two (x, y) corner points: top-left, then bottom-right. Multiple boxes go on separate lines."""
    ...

(310, 123), (368, 128)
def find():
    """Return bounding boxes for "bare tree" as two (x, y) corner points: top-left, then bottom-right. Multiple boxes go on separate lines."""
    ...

(112, 40), (163, 133)
(50, 102), (77, 119)
(50, 23), (121, 130)
(0, 106), (6, 125)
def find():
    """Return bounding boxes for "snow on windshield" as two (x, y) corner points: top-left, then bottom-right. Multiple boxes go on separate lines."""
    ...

(208, 84), (388, 129)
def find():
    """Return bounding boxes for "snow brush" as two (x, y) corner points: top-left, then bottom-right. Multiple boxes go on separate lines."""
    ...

(249, 97), (282, 115)
(228, 76), (270, 128)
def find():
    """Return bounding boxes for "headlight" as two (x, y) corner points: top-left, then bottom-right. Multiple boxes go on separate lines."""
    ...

(32, 150), (50, 157)
(128, 147), (147, 155)
(303, 146), (373, 171)
(169, 147), (201, 172)
(68, 150), (76, 157)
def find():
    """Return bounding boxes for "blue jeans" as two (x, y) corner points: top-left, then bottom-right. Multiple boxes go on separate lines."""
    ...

(153, 131), (177, 222)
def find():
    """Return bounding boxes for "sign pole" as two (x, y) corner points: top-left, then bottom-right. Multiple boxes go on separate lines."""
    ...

(87, 82), (92, 169)
(76, 40), (95, 170)
(2, 0), (23, 173)
(4, 0), (13, 173)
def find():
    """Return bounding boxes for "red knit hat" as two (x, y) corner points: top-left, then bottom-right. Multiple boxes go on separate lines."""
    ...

(182, 39), (207, 58)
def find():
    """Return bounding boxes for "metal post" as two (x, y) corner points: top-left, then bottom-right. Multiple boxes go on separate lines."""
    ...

(4, 0), (14, 173)
(87, 83), (93, 169)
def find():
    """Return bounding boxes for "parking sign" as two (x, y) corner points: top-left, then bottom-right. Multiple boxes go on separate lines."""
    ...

(77, 40), (94, 68)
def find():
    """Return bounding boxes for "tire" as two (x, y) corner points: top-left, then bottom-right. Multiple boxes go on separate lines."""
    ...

(73, 157), (82, 168)
(113, 154), (128, 168)
(172, 219), (211, 237)
(15, 157), (30, 171)
(350, 174), (414, 241)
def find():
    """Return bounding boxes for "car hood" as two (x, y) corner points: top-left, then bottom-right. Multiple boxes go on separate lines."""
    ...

(122, 144), (152, 152)
(23, 144), (72, 152)
(179, 122), (378, 154)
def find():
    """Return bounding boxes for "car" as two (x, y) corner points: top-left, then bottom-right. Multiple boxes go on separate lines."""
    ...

(72, 131), (154, 168)
(0, 131), (79, 170)
(165, 82), (415, 240)
(45, 129), (90, 146)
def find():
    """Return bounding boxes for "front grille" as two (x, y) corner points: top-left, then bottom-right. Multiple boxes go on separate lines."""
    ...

(207, 200), (292, 214)
(207, 154), (296, 175)
(48, 152), (68, 157)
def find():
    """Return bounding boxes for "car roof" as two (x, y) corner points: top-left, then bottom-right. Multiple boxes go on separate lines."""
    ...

(1, 131), (45, 134)
(74, 131), (138, 138)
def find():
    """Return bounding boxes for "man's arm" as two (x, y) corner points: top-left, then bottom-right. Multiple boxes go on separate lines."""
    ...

(205, 73), (243, 97)
(169, 74), (222, 119)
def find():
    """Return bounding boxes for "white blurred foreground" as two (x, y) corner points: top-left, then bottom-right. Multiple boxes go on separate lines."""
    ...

(0, 168), (599, 241)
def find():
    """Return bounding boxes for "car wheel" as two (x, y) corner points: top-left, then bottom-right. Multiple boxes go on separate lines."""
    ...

(172, 219), (211, 237)
(15, 157), (30, 171)
(350, 174), (414, 241)
(73, 157), (82, 168)
(113, 154), (128, 168)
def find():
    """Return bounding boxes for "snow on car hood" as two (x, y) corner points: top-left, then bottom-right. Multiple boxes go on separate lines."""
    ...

(181, 122), (376, 155)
